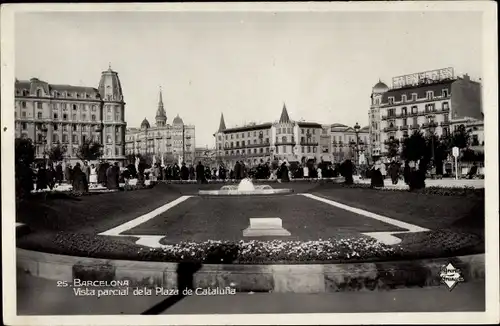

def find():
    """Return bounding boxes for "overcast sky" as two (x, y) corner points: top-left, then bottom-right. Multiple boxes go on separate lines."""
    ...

(15, 10), (483, 147)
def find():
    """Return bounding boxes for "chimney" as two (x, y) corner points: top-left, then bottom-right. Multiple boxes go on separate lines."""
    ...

(463, 73), (470, 81)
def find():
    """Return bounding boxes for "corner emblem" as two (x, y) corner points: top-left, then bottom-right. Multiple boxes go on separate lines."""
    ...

(439, 263), (464, 291)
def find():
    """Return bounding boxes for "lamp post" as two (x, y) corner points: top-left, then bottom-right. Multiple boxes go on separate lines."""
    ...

(427, 115), (436, 166)
(354, 122), (361, 165)
(182, 124), (185, 163)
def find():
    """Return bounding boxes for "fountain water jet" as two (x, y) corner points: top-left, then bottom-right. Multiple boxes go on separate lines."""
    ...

(198, 178), (292, 196)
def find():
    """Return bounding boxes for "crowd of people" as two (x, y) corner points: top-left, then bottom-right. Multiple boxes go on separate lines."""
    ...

(25, 160), (124, 194)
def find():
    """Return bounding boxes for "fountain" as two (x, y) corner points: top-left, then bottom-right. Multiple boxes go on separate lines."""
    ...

(198, 178), (293, 196)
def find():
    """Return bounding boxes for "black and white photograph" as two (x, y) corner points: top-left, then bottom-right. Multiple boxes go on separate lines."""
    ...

(1, 2), (498, 325)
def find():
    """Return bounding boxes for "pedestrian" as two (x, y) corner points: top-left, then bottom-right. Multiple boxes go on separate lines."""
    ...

(72, 162), (88, 194)
(55, 162), (63, 185)
(180, 162), (189, 181)
(370, 160), (384, 188)
(64, 163), (72, 184)
(106, 163), (119, 190)
(36, 163), (47, 191)
(89, 164), (98, 186)
(234, 161), (242, 180)
(389, 161), (400, 185)
(196, 161), (205, 184)
(340, 159), (354, 185)
(403, 160), (411, 185)
(189, 164), (195, 180)
(46, 163), (56, 190)
(280, 161), (290, 182)
(82, 161), (91, 186)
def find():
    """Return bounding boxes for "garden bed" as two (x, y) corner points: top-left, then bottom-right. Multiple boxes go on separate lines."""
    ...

(16, 229), (483, 265)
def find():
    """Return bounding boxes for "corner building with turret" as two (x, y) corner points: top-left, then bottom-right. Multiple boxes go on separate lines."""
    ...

(214, 104), (324, 167)
(14, 66), (127, 166)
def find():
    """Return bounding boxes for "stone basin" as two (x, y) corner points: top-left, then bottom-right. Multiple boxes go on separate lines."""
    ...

(198, 178), (293, 196)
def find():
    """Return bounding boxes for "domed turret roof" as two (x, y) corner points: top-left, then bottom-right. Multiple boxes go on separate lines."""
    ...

(140, 117), (150, 129)
(372, 80), (389, 94)
(172, 114), (184, 125)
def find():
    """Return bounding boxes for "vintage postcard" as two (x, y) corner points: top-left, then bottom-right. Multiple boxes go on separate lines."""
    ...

(1, 2), (498, 325)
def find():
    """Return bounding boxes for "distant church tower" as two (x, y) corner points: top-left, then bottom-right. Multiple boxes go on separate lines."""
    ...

(98, 63), (126, 164)
(155, 87), (167, 127)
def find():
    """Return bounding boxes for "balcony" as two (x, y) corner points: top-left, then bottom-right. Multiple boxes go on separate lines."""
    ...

(440, 121), (451, 126)
(300, 141), (319, 146)
(383, 126), (398, 132)
(442, 106), (450, 112)
(411, 124), (420, 129)
(275, 141), (296, 146)
(399, 125), (409, 131)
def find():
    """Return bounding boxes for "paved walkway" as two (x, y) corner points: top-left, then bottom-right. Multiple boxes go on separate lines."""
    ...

(355, 177), (484, 189)
(17, 273), (484, 315)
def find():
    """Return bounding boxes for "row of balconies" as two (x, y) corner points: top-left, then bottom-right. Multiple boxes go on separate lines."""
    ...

(381, 108), (450, 120)
(383, 121), (451, 132)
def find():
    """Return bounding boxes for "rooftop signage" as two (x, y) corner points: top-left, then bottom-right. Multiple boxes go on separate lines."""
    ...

(392, 67), (454, 89)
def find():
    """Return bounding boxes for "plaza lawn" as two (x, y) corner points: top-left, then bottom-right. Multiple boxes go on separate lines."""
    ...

(15, 181), (485, 263)
(15, 184), (182, 234)
(311, 184), (484, 235)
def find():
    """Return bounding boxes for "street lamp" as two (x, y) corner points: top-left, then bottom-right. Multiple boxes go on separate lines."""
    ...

(427, 115), (436, 166)
(354, 122), (361, 164)
(41, 124), (48, 168)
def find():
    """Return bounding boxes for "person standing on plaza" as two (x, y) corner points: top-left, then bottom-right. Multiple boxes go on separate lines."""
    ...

(234, 161), (242, 180)
(150, 163), (158, 182)
(403, 160), (411, 185)
(340, 159), (354, 185)
(89, 163), (98, 186)
(196, 161), (205, 184)
(180, 162), (189, 180)
(64, 163), (72, 184)
(389, 160), (400, 185)
(370, 160), (384, 188)
(380, 160), (387, 181)
(189, 164), (195, 180)
(82, 161), (91, 186)
(46, 163), (56, 190)
(172, 162), (180, 180)
(36, 163), (48, 191)
(71, 162), (88, 194)
(55, 162), (63, 185)
(218, 164), (226, 181)
(105, 163), (117, 190)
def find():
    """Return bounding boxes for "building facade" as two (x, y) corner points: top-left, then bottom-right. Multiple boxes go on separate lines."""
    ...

(214, 104), (324, 167)
(369, 68), (482, 160)
(328, 124), (370, 164)
(125, 89), (196, 164)
(14, 66), (127, 165)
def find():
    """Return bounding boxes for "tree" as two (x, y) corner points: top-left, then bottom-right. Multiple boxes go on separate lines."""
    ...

(15, 138), (36, 198)
(449, 124), (471, 150)
(15, 138), (35, 167)
(46, 144), (67, 163)
(401, 130), (427, 162)
(76, 140), (103, 161)
(385, 138), (400, 160)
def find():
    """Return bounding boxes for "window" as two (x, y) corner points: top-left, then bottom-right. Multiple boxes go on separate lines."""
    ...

(282, 136), (287, 143)
(22, 111), (26, 118)
(412, 93), (417, 101)
(236, 141), (240, 147)
(442, 89), (449, 97)
(37, 112), (42, 119)
(301, 129), (304, 134)
(21, 101), (26, 108)
(73, 104), (77, 111)
(72, 114), (77, 120)
(92, 105), (96, 111)
(413, 117), (418, 126)
(107, 107), (111, 113)
(72, 135), (78, 143)
(54, 124), (58, 131)
(402, 107), (407, 116)
(36, 89), (42, 97)
(52, 134), (58, 143)
(388, 97), (394, 105)
(442, 127), (449, 137)
(442, 102), (449, 110)
(53, 113), (58, 119)
(403, 118), (408, 126)
(388, 108), (396, 117)
(63, 114), (67, 120)
(402, 95), (407, 102)
(82, 114), (86, 121)
(21, 122), (27, 130)
(107, 135), (112, 143)
(426, 91), (433, 100)
(411, 106), (417, 114)
(91, 114), (96, 121)
(63, 125), (67, 131)
(37, 102), (42, 109)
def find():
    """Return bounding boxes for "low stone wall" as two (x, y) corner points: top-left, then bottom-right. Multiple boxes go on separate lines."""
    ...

(17, 249), (484, 293)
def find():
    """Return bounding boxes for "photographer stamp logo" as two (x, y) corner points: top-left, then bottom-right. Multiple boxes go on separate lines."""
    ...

(440, 263), (465, 291)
